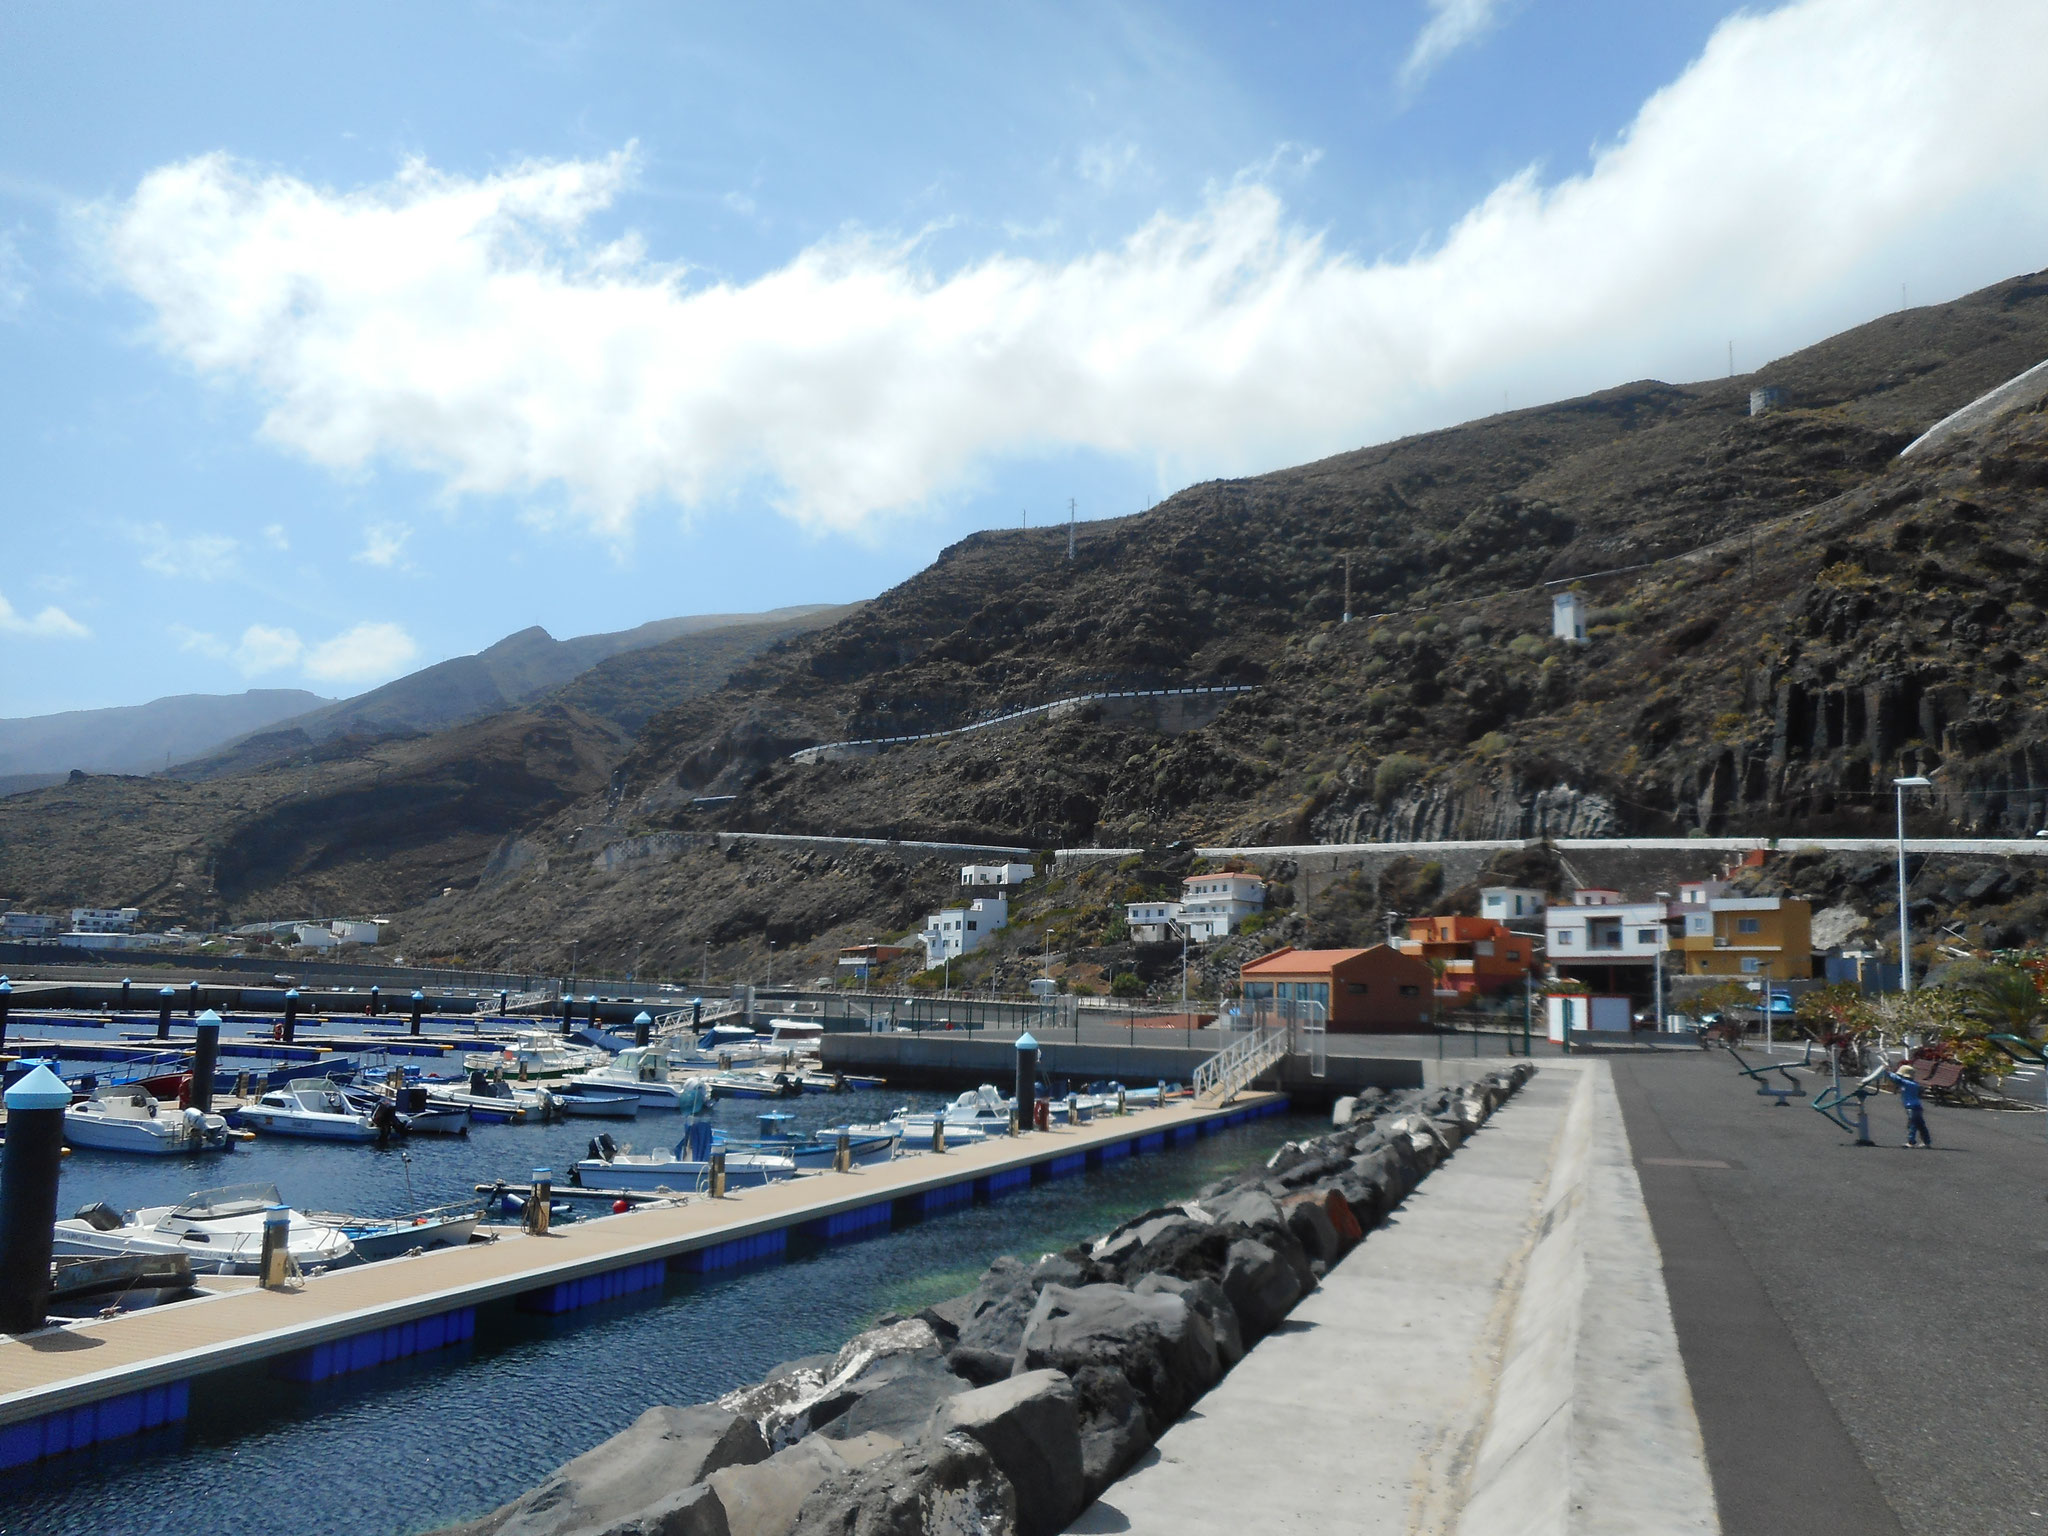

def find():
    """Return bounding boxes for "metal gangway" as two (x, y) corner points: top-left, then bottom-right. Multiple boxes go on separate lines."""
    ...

(1193, 999), (1325, 1104)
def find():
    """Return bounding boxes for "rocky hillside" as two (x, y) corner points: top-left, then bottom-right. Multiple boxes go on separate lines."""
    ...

(10, 271), (2048, 973)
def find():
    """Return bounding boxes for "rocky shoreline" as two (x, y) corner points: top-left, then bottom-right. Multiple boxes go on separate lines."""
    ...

(439, 1066), (1534, 1536)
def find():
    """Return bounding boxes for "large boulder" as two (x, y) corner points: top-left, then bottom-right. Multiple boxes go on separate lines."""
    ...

(930, 1370), (1085, 1536)
(1280, 1191), (1343, 1265)
(918, 1294), (975, 1346)
(1132, 1273), (1244, 1369)
(708, 1433), (900, 1536)
(946, 1260), (1041, 1385)
(451, 1405), (767, 1536)
(787, 1430), (1017, 1536)
(1013, 1284), (1221, 1493)
(1221, 1238), (1305, 1339)
(812, 1353), (969, 1443)
(724, 1320), (946, 1448)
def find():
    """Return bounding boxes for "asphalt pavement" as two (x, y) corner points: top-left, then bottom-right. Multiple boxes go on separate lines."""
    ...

(1610, 1051), (2048, 1536)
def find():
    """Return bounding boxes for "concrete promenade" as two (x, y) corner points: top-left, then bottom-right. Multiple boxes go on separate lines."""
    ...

(1070, 1062), (1719, 1534)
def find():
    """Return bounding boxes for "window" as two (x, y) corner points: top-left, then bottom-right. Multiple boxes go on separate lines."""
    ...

(1737, 917), (1761, 935)
(1346, 982), (1368, 994)
(966, 920), (977, 931)
(1741, 957), (1761, 973)
(1636, 929), (1658, 945)
(1244, 981), (1273, 1002)
(1399, 984), (1420, 997)
(1557, 930), (1575, 945)
(1506, 950), (1520, 962)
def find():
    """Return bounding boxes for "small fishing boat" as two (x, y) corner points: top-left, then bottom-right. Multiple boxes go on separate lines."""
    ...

(343, 1082), (471, 1136)
(566, 1046), (691, 1109)
(63, 1084), (232, 1156)
(461, 1032), (603, 1081)
(53, 1184), (356, 1275)
(707, 1070), (804, 1100)
(750, 1113), (901, 1168)
(553, 1085), (640, 1119)
(46, 1253), (198, 1317)
(574, 1131), (795, 1190)
(232, 1083), (386, 1142)
(304, 1201), (483, 1261)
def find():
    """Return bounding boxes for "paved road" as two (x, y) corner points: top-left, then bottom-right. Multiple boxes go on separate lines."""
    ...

(1611, 1053), (2048, 1536)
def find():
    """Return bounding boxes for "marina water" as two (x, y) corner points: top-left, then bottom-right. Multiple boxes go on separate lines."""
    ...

(3, 1031), (1312, 1536)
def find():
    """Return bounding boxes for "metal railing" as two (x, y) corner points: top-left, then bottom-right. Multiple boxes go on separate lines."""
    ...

(1193, 1022), (1289, 1104)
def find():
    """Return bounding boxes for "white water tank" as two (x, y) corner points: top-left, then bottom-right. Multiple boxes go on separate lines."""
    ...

(1749, 386), (1786, 416)
(1552, 591), (1587, 643)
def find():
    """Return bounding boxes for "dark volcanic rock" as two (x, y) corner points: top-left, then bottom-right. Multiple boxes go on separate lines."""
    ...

(709, 1434), (900, 1536)
(788, 1430), (1017, 1536)
(930, 1370), (1086, 1536)
(449, 1404), (767, 1536)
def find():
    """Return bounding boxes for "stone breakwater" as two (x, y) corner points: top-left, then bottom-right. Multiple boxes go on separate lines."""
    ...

(438, 1066), (1534, 1536)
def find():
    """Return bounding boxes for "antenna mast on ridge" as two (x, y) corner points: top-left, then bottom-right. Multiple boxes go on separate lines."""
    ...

(1066, 498), (1076, 561)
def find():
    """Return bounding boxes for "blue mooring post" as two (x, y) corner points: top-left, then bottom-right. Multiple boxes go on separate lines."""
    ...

(561, 992), (574, 1036)
(633, 1011), (652, 1048)
(157, 985), (176, 1040)
(368, 985), (380, 1019)
(0, 1063), (71, 1332)
(187, 980), (200, 1018)
(283, 989), (300, 1045)
(410, 991), (424, 1036)
(1015, 1030), (1039, 1133)
(191, 1011), (221, 1113)
(586, 995), (600, 1032)
(120, 976), (132, 1012)
(0, 979), (10, 1053)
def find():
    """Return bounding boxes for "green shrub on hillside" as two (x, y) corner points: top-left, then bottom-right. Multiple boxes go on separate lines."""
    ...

(1111, 972), (1145, 997)
(1374, 752), (1428, 802)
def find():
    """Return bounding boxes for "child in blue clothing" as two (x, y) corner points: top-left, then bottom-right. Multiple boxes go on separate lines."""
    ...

(1887, 1062), (1932, 1147)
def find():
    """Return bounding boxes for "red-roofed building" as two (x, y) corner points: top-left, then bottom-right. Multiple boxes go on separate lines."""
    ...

(1238, 944), (1436, 1033)
(1397, 915), (1537, 997)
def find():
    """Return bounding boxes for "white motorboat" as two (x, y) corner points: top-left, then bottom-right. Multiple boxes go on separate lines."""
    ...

(64, 1084), (232, 1156)
(574, 1135), (796, 1191)
(304, 1202), (483, 1261)
(233, 1083), (386, 1142)
(890, 1084), (1013, 1139)
(566, 1046), (692, 1109)
(461, 1031), (604, 1081)
(53, 1184), (357, 1275)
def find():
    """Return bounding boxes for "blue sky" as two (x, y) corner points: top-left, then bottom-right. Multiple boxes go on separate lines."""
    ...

(4, 0), (2046, 716)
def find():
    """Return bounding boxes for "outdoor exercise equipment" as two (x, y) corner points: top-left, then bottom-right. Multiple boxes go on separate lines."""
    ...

(1722, 1041), (1807, 1104)
(1809, 1049), (1887, 1145)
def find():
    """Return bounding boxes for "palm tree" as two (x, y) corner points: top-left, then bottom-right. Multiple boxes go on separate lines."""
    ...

(1961, 963), (2046, 1040)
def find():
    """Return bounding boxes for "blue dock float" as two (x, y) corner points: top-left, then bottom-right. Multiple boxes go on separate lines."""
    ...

(0, 1381), (188, 1471)
(275, 1306), (478, 1379)
(1041, 1152), (1089, 1180)
(678, 1227), (788, 1273)
(907, 1181), (976, 1217)
(801, 1202), (893, 1244)
(520, 1262), (665, 1316)
(978, 1165), (1033, 1199)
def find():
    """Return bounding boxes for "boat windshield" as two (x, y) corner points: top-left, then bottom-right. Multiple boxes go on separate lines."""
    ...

(170, 1183), (284, 1220)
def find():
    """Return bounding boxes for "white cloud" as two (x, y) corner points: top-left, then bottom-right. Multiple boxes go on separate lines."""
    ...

(97, 1), (2048, 537)
(172, 621), (306, 674)
(303, 620), (418, 684)
(262, 522), (290, 551)
(0, 593), (89, 639)
(0, 231), (26, 320)
(234, 623), (305, 673)
(1077, 141), (1143, 191)
(127, 521), (238, 580)
(1400, 0), (1510, 91)
(353, 521), (412, 568)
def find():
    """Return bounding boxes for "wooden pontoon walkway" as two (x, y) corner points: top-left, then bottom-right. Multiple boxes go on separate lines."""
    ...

(0, 1091), (1285, 1464)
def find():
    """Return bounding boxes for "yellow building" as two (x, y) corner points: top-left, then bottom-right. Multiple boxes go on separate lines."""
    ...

(1675, 896), (1813, 979)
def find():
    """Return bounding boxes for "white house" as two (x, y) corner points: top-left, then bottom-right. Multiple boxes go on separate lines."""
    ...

(1479, 886), (1546, 923)
(59, 930), (160, 951)
(920, 895), (1008, 967)
(1545, 897), (1667, 1000)
(293, 922), (341, 951)
(70, 907), (140, 933)
(2, 912), (59, 939)
(1179, 873), (1265, 941)
(961, 862), (1034, 888)
(331, 918), (382, 946)
(1124, 900), (1182, 944)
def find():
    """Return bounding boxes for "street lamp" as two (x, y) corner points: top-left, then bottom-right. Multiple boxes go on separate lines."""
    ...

(1894, 776), (1933, 992)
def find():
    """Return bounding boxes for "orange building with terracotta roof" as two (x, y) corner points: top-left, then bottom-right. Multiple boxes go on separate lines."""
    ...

(1238, 944), (1436, 1032)
(1397, 915), (1537, 997)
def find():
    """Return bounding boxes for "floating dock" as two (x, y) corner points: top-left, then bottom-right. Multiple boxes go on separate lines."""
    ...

(0, 1091), (1287, 1470)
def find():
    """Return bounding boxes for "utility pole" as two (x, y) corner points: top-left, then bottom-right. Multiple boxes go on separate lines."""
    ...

(1066, 498), (1076, 562)
(1342, 554), (1352, 625)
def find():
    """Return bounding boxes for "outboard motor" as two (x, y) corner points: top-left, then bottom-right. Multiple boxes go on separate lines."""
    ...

(470, 1068), (492, 1097)
(402, 1087), (429, 1115)
(587, 1132), (618, 1162)
(73, 1201), (124, 1231)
